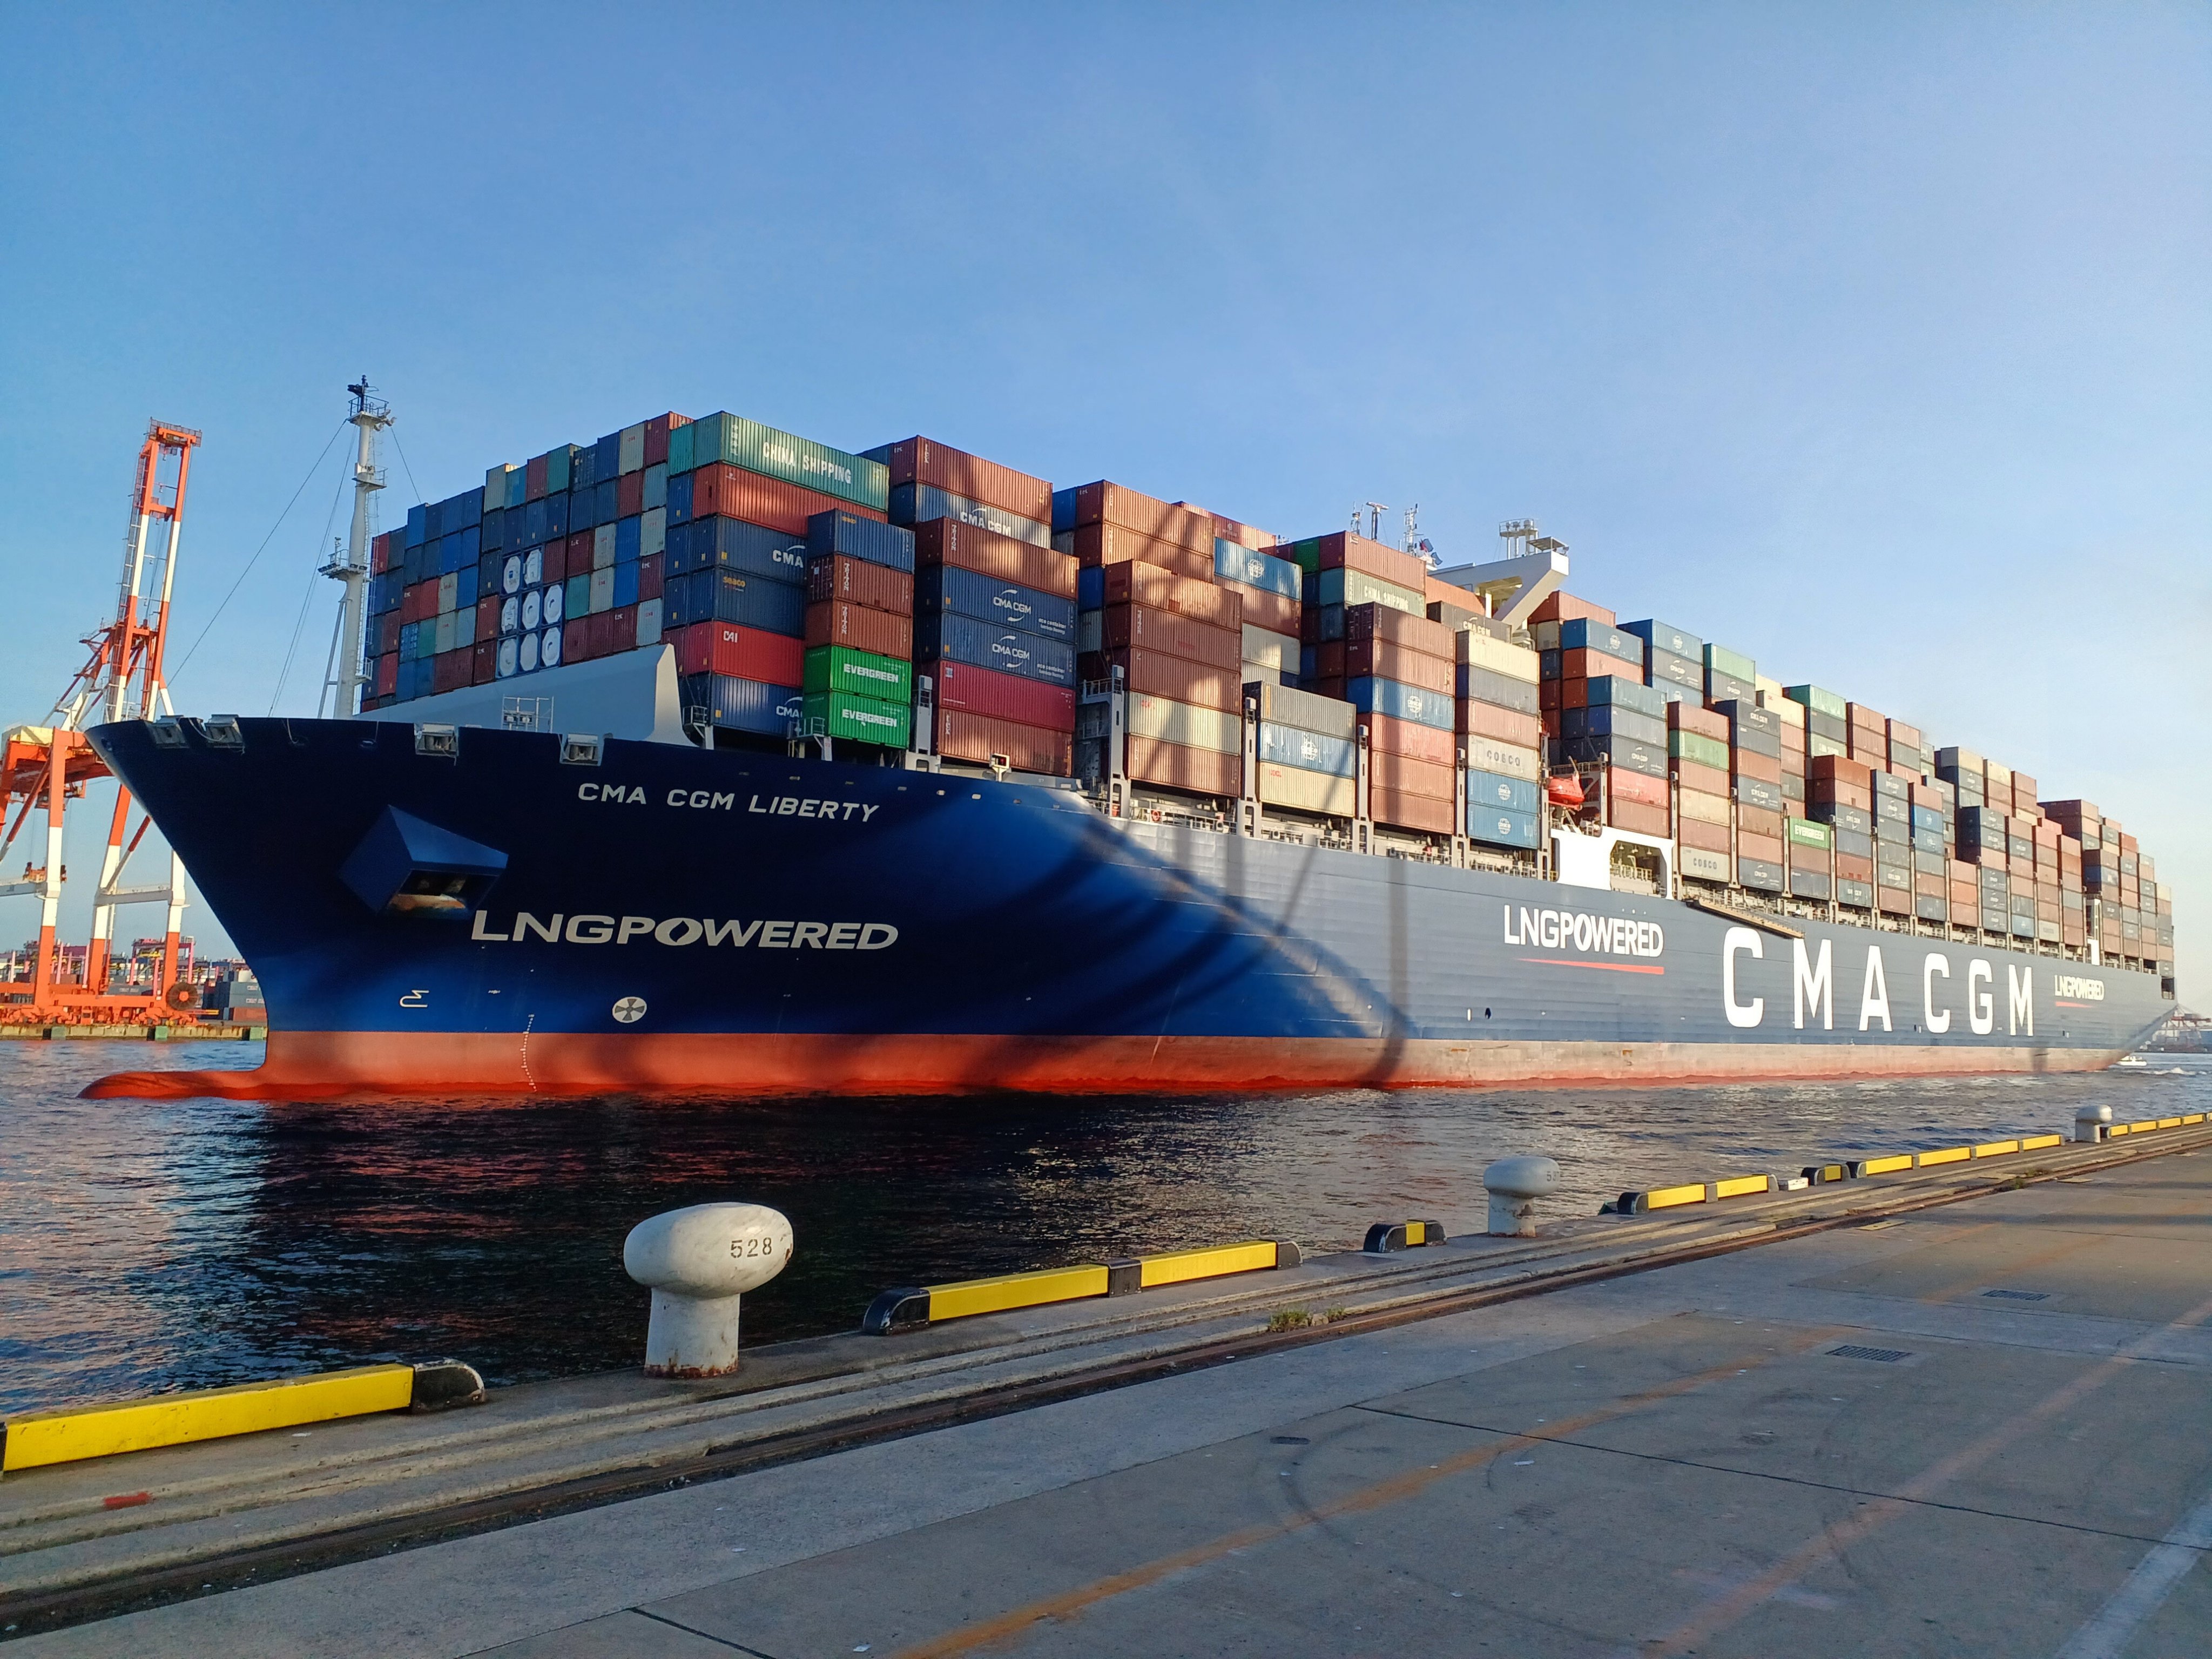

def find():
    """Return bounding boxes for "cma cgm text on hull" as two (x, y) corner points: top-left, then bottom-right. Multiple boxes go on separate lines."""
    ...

(74, 718), (2167, 1101)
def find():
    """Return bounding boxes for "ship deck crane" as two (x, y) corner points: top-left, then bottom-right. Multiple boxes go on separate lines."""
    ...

(1, 420), (201, 1016)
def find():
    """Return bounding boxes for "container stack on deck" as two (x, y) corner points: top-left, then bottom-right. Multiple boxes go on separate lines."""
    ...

(875, 437), (1073, 775)
(361, 401), (2174, 982)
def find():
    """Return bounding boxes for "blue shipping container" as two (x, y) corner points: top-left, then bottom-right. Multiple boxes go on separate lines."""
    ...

(616, 515), (640, 563)
(1557, 618), (1647, 667)
(447, 489), (482, 530)
(1469, 805), (1542, 850)
(1077, 567), (1103, 609)
(671, 516), (811, 582)
(1051, 486), (1079, 533)
(1258, 721), (1354, 778)
(481, 507), (505, 553)
(1466, 769), (1541, 814)
(613, 562), (640, 609)
(595, 433), (622, 481)
(915, 567), (1075, 642)
(667, 569), (806, 635)
(916, 612), (1075, 687)
(678, 673), (805, 738)
(1582, 675), (1665, 717)
(1622, 618), (1704, 660)
(1215, 539), (1300, 599)
(807, 510), (916, 571)
(889, 483), (1051, 549)
(405, 503), (428, 547)
(1559, 705), (1666, 746)
(1346, 676), (1453, 732)
(456, 564), (478, 612)
(666, 472), (695, 525)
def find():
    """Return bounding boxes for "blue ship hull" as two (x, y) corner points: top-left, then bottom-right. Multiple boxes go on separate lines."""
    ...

(82, 717), (2168, 1099)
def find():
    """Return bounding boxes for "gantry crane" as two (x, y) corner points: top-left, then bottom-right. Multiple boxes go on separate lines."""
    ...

(2, 420), (200, 1017)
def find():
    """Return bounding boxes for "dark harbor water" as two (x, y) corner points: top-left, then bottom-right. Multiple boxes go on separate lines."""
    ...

(4, 1040), (2206, 1417)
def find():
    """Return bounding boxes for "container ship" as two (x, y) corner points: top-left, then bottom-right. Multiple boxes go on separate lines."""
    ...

(82, 400), (2176, 1100)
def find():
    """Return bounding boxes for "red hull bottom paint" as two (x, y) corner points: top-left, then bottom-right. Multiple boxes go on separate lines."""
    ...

(82, 1031), (2129, 1102)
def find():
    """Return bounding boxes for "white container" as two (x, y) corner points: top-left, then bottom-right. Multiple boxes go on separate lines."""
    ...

(1679, 844), (1730, 882)
(1241, 623), (1297, 674)
(590, 567), (616, 614)
(642, 505), (666, 559)
(437, 572), (458, 615)
(1678, 787), (1731, 827)
(1466, 737), (1541, 782)
(643, 464), (667, 512)
(1258, 762), (1355, 816)
(594, 523), (617, 570)
(434, 611), (457, 656)
(637, 597), (663, 645)
(1129, 691), (1238, 754)
(1457, 630), (1540, 683)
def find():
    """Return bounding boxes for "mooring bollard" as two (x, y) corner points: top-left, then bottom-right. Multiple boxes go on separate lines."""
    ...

(622, 1203), (793, 1378)
(1484, 1156), (1562, 1237)
(2074, 1104), (2111, 1144)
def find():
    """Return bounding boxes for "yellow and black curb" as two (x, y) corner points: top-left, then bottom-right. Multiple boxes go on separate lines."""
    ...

(1611, 1114), (2203, 1217)
(1363, 1220), (1446, 1253)
(0, 1360), (483, 1476)
(862, 1239), (1299, 1335)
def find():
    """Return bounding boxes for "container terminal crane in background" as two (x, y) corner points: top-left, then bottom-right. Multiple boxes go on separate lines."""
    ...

(1, 421), (200, 1020)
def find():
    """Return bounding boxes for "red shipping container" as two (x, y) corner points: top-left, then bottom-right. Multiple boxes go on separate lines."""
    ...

(471, 640), (497, 685)
(374, 653), (397, 696)
(1540, 678), (1562, 713)
(639, 553), (663, 603)
(1100, 561), (1240, 629)
(563, 619), (590, 663)
(609, 605), (638, 653)
(1810, 781), (1873, 812)
(928, 659), (1076, 728)
(1528, 591), (1616, 628)
(1309, 532), (1429, 592)
(586, 611), (614, 658)
(1608, 766), (1670, 809)
(675, 621), (805, 685)
(370, 531), (395, 574)
(374, 611), (399, 655)
(1308, 640), (1345, 681)
(936, 710), (1074, 775)
(1668, 702), (1729, 741)
(643, 412), (687, 469)
(1103, 603), (1240, 670)
(869, 437), (1053, 523)
(1210, 512), (1276, 551)
(1678, 819), (1731, 853)
(1732, 749), (1783, 785)
(1361, 711), (1454, 767)
(1067, 522), (1215, 582)
(914, 520), (1078, 598)
(1369, 751), (1453, 802)
(806, 601), (913, 659)
(1809, 753), (1872, 787)
(1739, 830), (1785, 863)
(1125, 736), (1240, 796)
(541, 536), (569, 584)
(1235, 586), (1301, 636)
(475, 594), (502, 639)
(1556, 647), (1644, 682)
(1734, 800), (1787, 836)
(690, 462), (888, 538)
(1345, 602), (1451, 658)
(807, 554), (914, 613)
(1346, 637), (1453, 694)
(1836, 852), (1874, 882)
(567, 530), (594, 574)
(1606, 798), (1671, 837)
(525, 453), (549, 502)
(1675, 756), (1727, 796)
(1372, 785), (1454, 835)
(432, 649), (467, 694)
(612, 471), (639, 519)
(1077, 648), (1242, 714)
(1070, 482), (1212, 552)
(1458, 699), (1542, 750)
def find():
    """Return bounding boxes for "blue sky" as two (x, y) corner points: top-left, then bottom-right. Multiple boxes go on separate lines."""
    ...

(2, 5), (2206, 993)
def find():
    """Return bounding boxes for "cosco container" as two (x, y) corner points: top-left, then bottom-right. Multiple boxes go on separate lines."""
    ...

(891, 483), (1050, 549)
(1213, 539), (1301, 598)
(1258, 721), (1354, 778)
(687, 413), (888, 512)
(1467, 768), (1541, 814)
(1347, 676), (1454, 732)
(1469, 804), (1541, 850)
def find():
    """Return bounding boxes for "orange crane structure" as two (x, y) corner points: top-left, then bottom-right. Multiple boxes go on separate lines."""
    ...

(2, 420), (201, 1020)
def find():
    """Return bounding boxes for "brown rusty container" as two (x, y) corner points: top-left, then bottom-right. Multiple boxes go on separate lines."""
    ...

(1528, 591), (1617, 627)
(1070, 482), (1215, 552)
(1101, 562), (1242, 628)
(1674, 756), (1727, 796)
(1457, 699), (1542, 750)
(913, 520), (1077, 598)
(1102, 603), (1242, 670)
(1361, 711), (1455, 766)
(1343, 602), (1452, 658)
(934, 710), (1073, 775)
(1064, 522), (1216, 582)
(1678, 819), (1730, 853)
(1369, 751), (1454, 802)
(1371, 784), (1455, 835)
(692, 463), (887, 538)
(1345, 637), (1453, 695)
(805, 601), (913, 659)
(1078, 648), (1243, 713)
(806, 554), (913, 613)
(868, 436), (1051, 522)
(1127, 736), (1240, 796)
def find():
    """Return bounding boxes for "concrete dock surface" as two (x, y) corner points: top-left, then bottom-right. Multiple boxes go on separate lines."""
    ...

(8, 1139), (2210, 1657)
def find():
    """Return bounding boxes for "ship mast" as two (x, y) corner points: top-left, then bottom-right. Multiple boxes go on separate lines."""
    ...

(324, 379), (391, 716)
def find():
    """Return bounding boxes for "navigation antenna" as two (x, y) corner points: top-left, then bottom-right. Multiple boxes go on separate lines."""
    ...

(1401, 505), (1435, 568)
(323, 378), (391, 717)
(1349, 501), (1390, 539)
(1498, 518), (1567, 562)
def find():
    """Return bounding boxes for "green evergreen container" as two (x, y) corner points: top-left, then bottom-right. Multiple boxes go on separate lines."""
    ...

(690, 413), (888, 512)
(804, 645), (913, 704)
(1787, 817), (1834, 849)
(802, 690), (912, 747)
